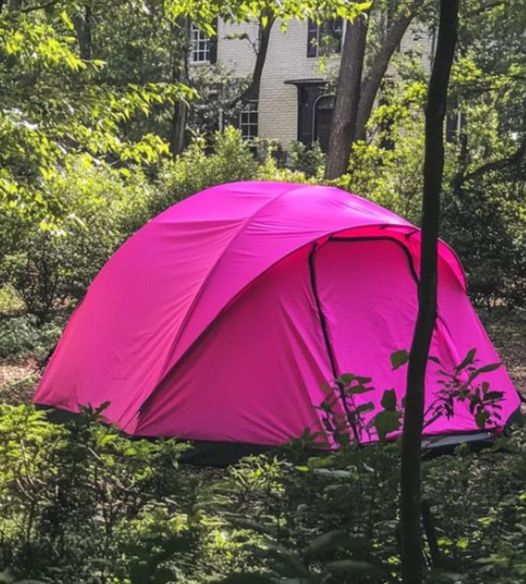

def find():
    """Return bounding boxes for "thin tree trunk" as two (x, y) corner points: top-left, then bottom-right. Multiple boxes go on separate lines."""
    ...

(231, 7), (275, 107)
(325, 12), (369, 179)
(170, 101), (188, 156)
(73, 3), (92, 61)
(169, 18), (190, 156)
(399, 2), (459, 584)
(355, 0), (424, 142)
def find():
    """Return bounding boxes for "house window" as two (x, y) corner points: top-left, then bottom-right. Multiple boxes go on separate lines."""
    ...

(307, 18), (343, 58)
(190, 21), (217, 63)
(239, 100), (258, 141)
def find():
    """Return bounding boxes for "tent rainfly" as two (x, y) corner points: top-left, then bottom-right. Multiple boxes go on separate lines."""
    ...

(34, 181), (521, 461)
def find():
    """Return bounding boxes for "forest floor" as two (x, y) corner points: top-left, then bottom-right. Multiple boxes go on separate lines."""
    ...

(1, 308), (525, 406)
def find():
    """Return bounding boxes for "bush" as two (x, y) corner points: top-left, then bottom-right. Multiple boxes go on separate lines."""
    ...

(0, 314), (62, 359)
(0, 404), (190, 583)
(441, 175), (526, 308)
(287, 141), (326, 178)
(1, 398), (526, 583)
(0, 129), (311, 325)
(0, 157), (153, 322)
(0, 285), (24, 315)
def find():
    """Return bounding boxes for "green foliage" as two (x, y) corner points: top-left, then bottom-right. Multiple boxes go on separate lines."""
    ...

(0, 5), (187, 220)
(425, 350), (505, 430)
(332, 0), (526, 308)
(0, 286), (24, 315)
(0, 399), (525, 583)
(287, 141), (326, 178)
(0, 0), (524, 581)
(0, 403), (190, 583)
(0, 128), (310, 323)
(422, 431), (526, 584)
(0, 314), (62, 359)
(0, 157), (152, 321)
(165, 0), (372, 28)
(334, 78), (427, 223)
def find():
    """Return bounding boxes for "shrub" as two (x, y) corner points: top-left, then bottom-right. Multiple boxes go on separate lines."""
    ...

(0, 157), (153, 322)
(0, 404), (190, 583)
(0, 285), (24, 315)
(1, 402), (526, 583)
(287, 141), (326, 178)
(0, 314), (62, 359)
(441, 176), (526, 308)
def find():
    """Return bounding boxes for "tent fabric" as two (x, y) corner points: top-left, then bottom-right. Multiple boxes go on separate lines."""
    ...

(34, 181), (521, 445)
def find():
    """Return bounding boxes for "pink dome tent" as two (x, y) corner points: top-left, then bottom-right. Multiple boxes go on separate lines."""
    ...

(34, 181), (520, 460)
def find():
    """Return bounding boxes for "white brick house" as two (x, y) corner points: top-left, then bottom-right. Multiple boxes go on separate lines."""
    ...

(190, 18), (434, 152)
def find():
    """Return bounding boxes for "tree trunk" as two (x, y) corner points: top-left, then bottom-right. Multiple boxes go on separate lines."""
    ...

(354, 0), (424, 142)
(170, 101), (188, 156)
(231, 8), (275, 107)
(73, 3), (92, 61)
(169, 19), (190, 156)
(399, 2), (459, 584)
(325, 12), (369, 180)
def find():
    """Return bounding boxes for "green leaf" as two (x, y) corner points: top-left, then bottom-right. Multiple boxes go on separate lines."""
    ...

(355, 402), (375, 415)
(468, 362), (501, 384)
(380, 389), (397, 411)
(475, 411), (490, 429)
(355, 376), (372, 384)
(391, 349), (409, 370)
(371, 410), (401, 441)
(475, 362), (501, 375)
(347, 383), (373, 395)
(307, 455), (339, 470)
(456, 348), (477, 371)
(484, 391), (504, 401)
(337, 373), (354, 385)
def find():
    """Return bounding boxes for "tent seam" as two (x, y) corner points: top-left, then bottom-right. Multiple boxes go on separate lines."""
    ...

(136, 226), (412, 428)
(140, 183), (314, 412)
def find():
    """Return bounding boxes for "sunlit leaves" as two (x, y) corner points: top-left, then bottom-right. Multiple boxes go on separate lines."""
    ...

(164, 0), (371, 27)
(0, 8), (195, 221)
(391, 349), (409, 370)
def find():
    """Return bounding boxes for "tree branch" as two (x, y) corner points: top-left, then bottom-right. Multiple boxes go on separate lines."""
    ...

(355, 0), (425, 141)
(228, 7), (275, 108)
(462, 134), (526, 182)
(325, 11), (370, 179)
(400, 1), (459, 583)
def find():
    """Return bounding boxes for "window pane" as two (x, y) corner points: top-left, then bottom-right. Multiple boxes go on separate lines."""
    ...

(307, 18), (319, 58)
(239, 100), (258, 139)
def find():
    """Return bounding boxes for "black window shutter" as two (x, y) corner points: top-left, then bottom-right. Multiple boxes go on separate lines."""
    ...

(209, 18), (218, 63)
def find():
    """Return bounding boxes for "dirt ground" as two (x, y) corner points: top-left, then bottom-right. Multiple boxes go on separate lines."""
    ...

(481, 309), (526, 397)
(1, 309), (525, 405)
